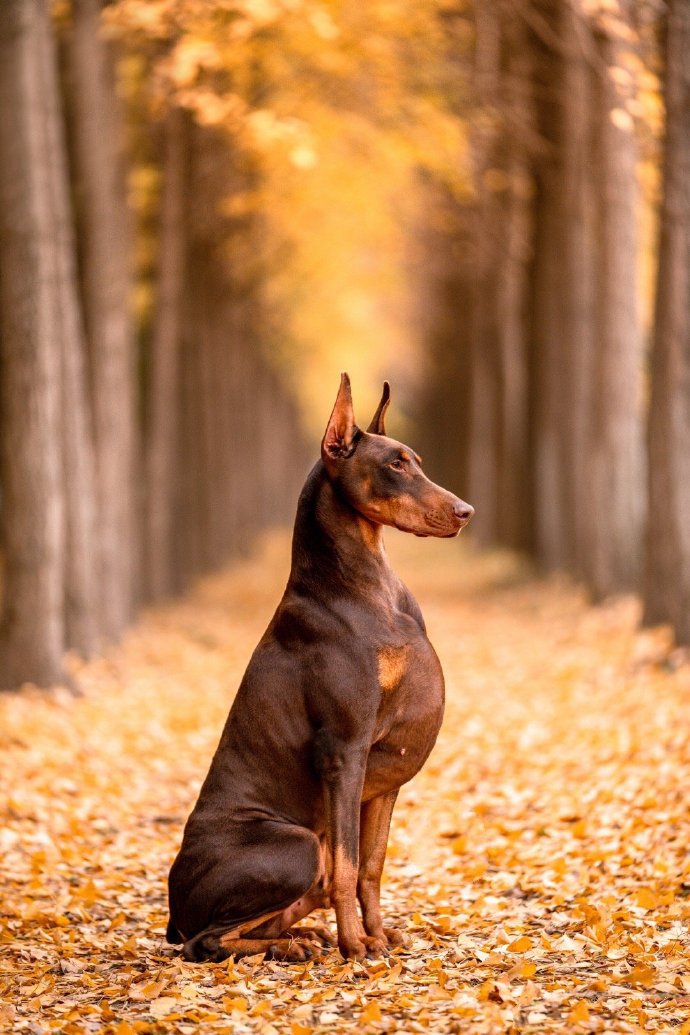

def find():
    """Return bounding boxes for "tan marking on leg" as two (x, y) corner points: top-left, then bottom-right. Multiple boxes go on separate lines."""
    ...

(215, 906), (287, 942)
(217, 935), (321, 961)
(321, 837), (332, 907)
(248, 885), (326, 939)
(332, 845), (361, 956)
(332, 846), (385, 959)
(358, 791), (402, 948)
(284, 923), (337, 947)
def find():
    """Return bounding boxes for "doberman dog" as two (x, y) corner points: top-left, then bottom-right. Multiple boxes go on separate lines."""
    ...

(166, 373), (473, 963)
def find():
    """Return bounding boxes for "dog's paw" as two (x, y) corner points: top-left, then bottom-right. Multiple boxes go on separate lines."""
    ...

(265, 937), (323, 963)
(383, 926), (406, 947)
(286, 923), (337, 948)
(338, 937), (368, 961)
(363, 935), (389, 957)
(339, 934), (388, 960)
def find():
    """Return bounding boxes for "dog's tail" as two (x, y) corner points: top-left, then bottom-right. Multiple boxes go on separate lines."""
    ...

(166, 917), (182, 944)
(181, 928), (233, 963)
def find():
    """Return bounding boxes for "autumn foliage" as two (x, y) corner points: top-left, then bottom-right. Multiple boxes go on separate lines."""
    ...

(2, 534), (690, 1031)
(1, 0), (690, 1028)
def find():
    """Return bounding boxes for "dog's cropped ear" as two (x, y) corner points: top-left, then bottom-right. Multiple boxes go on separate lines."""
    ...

(322, 372), (359, 460)
(366, 381), (390, 435)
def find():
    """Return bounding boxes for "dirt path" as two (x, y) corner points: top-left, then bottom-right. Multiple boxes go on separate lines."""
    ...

(2, 532), (690, 1033)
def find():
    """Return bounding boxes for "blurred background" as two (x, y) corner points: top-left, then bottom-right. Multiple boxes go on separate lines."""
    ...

(0, 0), (687, 691)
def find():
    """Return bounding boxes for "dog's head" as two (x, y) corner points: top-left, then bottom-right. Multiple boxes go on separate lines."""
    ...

(321, 373), (473, 538)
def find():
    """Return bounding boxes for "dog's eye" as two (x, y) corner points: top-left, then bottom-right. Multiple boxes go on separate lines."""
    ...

(389, 459), (405, 471)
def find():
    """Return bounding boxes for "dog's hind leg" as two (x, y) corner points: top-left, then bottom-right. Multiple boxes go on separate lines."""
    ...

(183, 887), (331, 963)
(249, 882), (336, 947)
(171, 821), (323, 963)
(183, 928), (324, 963)
(222, 932), (327, 961)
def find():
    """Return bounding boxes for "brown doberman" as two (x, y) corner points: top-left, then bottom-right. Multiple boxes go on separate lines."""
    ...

(166, 373), (473, 963)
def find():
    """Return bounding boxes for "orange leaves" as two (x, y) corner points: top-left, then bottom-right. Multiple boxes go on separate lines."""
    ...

(128, 978), (167, 1001)
(634, 886), (675, 910)
(569, 818), (588, 839)
(113, 1022), (137, 1035)
(626, 964), (658, 987)
(2, 535), (690, 1032)
(360, 1001), (383, 1022)
(73, 878), (100, 905)
(567, 1000), (590, 1023)
(120, 934), (140, 957)
(223, 995), (248, 1013)
(450, 834), (467, 854)
(109, 0), (473, 437)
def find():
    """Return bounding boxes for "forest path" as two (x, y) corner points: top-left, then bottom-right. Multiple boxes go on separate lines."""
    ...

(2, 532), (690, 1034)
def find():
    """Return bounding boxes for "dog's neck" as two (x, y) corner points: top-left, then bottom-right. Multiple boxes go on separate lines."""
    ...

(288, 461), (392, 597)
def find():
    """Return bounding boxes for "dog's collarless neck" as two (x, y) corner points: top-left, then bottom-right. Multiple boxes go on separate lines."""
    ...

(288, 463), (391, 597)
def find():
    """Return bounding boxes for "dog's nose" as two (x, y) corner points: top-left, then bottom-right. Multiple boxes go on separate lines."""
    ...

(453, 500), (474, 525)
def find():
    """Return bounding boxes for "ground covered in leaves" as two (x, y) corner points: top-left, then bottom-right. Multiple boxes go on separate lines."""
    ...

(2, 532), (690, 1034)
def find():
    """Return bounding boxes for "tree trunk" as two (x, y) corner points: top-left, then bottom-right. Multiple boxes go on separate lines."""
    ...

(164, 120), (310, 591)
(68, 0), (137, 638)
(0, 0), (67, 688)
(38, 0), (99, 656)
(557, 2), (596, 579)
(412, 194), (475, 503)
(145, 107), (188, 601)
(586, 3), (644, 598)
(467, 0), (501, 545)
(527, 3), (568, 570)
(173, 317), (204, 593)
(492, 15), (533, 553)
(467, 0), (534, 552)
(528, 0), (642, 594)
(643, 0), (690, 643)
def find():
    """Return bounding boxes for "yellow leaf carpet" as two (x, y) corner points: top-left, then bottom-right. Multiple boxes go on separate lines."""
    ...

(2, 533), (690, 1033)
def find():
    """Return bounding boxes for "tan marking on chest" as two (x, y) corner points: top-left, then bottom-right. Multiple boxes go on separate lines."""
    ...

(377, 645), (410, 692)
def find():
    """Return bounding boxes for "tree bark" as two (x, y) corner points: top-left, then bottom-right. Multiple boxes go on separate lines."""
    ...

(412, 192), (475, 504)
(466, 0), (534, 552)
(38, 0), (99, 656)
(586, 2), (645, 598)
(527, 2), (568, 570)
(643, 0), (690, 643)
(557, 2), (596, 579)
(527, 0), (643, 595)
(145, 107), (188, 601)
(0, 0), (67, 688)
(492, 15), (533, 552)
(467, 0), (501, 546)
(68, 0), (137, 638)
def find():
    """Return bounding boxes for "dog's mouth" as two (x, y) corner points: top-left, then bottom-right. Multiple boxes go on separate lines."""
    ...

(395, 515), (463, 539)
(412, 528), (461, 538)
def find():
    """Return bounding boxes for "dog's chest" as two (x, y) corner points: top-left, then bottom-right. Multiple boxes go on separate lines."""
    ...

(373, 630), (442, 723)
(363, 626), (444, 799)
(371, 604), (443, 709)
(377, 644), (410, 693)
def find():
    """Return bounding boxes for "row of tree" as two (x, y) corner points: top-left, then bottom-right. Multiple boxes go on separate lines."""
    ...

(0, 0), (478, 692)
(0, 0), (309, 690)
(415, 0), (689, 644)
(1, 0), (687, 691)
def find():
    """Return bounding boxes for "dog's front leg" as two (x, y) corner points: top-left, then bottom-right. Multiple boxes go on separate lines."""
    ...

(314, 732), (374, 960)
(358, 789), (404, 949)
